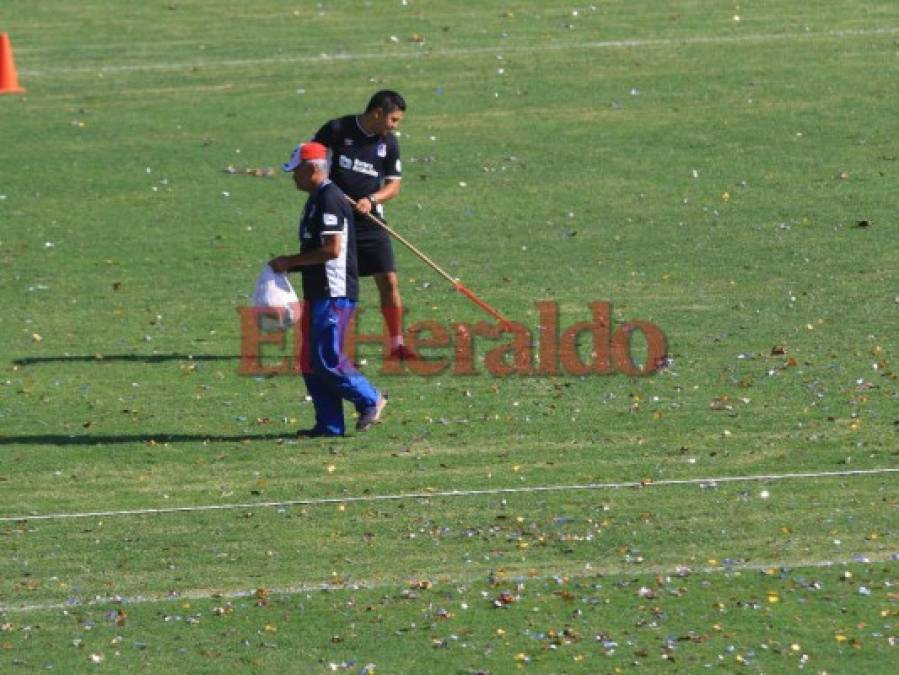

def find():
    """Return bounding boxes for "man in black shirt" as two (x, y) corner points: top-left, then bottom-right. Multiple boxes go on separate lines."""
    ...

(313, 90), (415, 361)
(270, 141), (387, 436)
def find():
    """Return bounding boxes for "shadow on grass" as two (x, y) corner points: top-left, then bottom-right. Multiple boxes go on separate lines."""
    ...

(11, 354), (240, 366)
(0, 432), (295, 446)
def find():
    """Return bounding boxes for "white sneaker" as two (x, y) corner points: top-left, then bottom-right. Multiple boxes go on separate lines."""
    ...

(356, 395), (388, 431)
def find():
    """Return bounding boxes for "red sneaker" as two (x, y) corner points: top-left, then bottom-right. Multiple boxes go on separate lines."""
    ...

(389, 344), (418, 361)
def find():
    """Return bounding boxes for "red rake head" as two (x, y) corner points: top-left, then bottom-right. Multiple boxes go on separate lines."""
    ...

(454, 281), (513, 331)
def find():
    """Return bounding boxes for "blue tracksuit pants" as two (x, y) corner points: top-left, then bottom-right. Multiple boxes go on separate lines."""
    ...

(302, 298), (379, 435)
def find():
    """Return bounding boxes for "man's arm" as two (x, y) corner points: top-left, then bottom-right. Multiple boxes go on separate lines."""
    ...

(269, 234), (341, 273)
(355, 179), (400, 215)
(375, 178), (401, 204)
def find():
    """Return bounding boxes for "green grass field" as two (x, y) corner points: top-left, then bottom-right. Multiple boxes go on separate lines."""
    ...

(1, 0), (897, 671)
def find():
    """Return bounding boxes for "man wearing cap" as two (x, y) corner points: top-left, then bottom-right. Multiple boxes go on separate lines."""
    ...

(270, 141), (387, 436)
(312, 89), (415, 361)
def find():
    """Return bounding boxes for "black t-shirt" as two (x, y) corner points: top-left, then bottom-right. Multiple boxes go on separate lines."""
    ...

(298, 181), (358, 301)
(313, 115), (402, 231)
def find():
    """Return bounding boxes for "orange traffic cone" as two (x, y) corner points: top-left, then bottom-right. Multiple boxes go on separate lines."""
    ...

(0, 33), (26, 95)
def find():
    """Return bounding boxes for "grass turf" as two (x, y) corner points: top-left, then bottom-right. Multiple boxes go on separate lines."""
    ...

(1, 0), (897, 671)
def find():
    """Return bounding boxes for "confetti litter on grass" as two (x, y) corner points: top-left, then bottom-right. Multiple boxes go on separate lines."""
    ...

(2, 555), (894, 615)
(21, 28), (899, 77)
(2, 467), (896, 522)
(224, 165), (276, 177)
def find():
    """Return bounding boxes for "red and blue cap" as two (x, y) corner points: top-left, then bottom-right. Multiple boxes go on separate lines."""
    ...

(282, 141), (328, 172)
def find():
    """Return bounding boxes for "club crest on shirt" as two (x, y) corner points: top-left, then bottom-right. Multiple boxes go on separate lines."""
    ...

(343, 138), (354, 146)
(338, 155), (353, 169)
(377, 143), (387, 157)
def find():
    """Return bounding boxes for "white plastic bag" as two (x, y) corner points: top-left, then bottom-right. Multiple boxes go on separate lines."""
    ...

(251, 264), (300, 332)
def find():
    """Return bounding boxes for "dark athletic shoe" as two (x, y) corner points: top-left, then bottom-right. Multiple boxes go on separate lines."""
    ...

(389, 345), (418, 361)
(296, 427), (342, 438)
(356, 395), (388, 432)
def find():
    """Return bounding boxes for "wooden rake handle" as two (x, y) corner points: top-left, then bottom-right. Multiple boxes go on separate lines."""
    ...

(345, 196), (513, 329)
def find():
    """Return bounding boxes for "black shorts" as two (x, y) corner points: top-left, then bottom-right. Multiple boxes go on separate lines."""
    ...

(356, 225), (396, 277)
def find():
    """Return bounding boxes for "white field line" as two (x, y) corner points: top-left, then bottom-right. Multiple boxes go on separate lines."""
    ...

(19, 26), (899, 77)
(2, 467), (897, 523)
(1, 554), (895, 615)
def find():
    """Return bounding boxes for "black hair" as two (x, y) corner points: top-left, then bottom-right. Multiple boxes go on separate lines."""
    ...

(365, 90), (406, 114)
